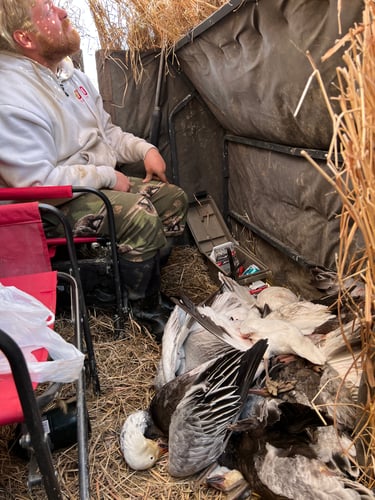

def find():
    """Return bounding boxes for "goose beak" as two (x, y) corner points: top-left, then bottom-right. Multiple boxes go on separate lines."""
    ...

(157, 440), (168, 456)
(206, 466), (247, 493)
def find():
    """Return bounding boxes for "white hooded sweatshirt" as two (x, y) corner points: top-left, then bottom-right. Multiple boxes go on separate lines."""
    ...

(0, 53), (155, 189)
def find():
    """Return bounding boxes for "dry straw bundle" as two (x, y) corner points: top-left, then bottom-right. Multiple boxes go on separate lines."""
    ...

(86, 0), (230, 80)
(86, 0), (229, 52)
(302, 0), (375, 487)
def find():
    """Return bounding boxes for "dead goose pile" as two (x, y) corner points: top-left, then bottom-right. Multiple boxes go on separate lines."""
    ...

(120, 274), (372, 499)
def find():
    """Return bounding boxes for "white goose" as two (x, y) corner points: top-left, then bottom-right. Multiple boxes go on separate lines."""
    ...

(218, 273), (258, 307)
(256, 285), (299, 312)
(319, 322), (362, 378)
(266, 300), (337, 335)
(119, 410), (165, 471)
(239, 316), (327, 367)
(220, 276), (336, 338)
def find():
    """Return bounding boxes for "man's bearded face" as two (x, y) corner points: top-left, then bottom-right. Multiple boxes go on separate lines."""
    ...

(35, 17), (80, 60)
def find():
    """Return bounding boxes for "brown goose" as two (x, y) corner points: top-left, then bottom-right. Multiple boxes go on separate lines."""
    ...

(218, 394), (372, 500)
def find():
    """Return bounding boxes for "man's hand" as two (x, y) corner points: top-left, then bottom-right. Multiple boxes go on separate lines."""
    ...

(143, 148), (168, 183)
(113, 171), (130, 192)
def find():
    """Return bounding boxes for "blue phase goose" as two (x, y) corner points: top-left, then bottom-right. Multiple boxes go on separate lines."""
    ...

(120, 339), (268, 477)
(217, 391), (373, 500)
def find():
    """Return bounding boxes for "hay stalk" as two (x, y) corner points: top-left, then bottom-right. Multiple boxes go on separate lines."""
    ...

(302, 0), (375, 486)
(86, 0), (230, 51)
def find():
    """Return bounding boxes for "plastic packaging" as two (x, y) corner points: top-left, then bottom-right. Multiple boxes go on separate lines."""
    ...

(0, 283), (84, 383)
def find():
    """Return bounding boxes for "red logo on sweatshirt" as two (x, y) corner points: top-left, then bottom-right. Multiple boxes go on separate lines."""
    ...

(74, 86), (89, 100)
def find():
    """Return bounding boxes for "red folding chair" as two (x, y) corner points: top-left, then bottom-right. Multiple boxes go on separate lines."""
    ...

(0, 201), (91, 499)
(0, 185), (126, 338)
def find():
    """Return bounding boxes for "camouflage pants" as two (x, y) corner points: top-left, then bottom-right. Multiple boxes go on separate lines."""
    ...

(45, 177), (188, 262)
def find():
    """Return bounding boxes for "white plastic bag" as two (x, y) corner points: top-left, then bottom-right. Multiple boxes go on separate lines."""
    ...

(0, 283), (84, 383)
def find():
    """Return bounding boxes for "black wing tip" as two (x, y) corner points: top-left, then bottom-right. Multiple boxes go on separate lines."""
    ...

(251, 338), (268, 355)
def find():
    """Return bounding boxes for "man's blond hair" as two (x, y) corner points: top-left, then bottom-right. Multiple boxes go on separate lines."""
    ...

(0, 0), (34, 52)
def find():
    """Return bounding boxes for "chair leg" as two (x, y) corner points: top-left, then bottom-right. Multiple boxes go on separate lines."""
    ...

(76, 365), (90, 499)
(41, 204), (101, 394)
(0, 329), (63, 500)
(80, 303), (101, 394)
(58, 272), (91, 499)
(71, 186), (128, 337)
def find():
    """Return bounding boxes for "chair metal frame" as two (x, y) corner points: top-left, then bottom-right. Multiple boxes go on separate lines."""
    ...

(48, 186), (126, 335)
(0, 199), (96, 498)
(0, 328), (63, 499)
(0, 271), (89, 499)
(40, 202), (102, 392)
(0, 185), (128, 348)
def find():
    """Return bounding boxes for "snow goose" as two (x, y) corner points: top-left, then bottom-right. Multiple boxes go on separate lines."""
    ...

(319, 322), (362, 394)
(154, 294), (250, 389)
(119, 410), (166, 471)
(266, 300), (337, 335)
(256, 286), (299, 312)
(218, 273), (258, 308)
(239, 317), (326, 366)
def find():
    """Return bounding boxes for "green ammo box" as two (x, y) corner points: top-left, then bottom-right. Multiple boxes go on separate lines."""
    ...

(187, 193), (271, 287)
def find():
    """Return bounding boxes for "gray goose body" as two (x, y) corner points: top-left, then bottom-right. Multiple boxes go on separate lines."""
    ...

(149, 339), (268, 477)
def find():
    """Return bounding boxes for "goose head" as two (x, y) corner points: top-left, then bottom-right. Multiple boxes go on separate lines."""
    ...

(120, 410), (167, 471)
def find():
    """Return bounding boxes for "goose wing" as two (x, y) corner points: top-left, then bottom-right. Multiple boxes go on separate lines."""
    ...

(172, 293), (250, 352)
(171, 295), (227, 334)
(154, 304), (200, 388)
(218, 274), (257, 307)
(166, 340), (268, 477)
(182, 327), (235, 372)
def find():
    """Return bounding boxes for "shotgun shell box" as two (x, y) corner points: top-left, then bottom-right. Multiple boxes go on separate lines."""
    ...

(209, 242), (239, 274)
(187, 193), (271, 285)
